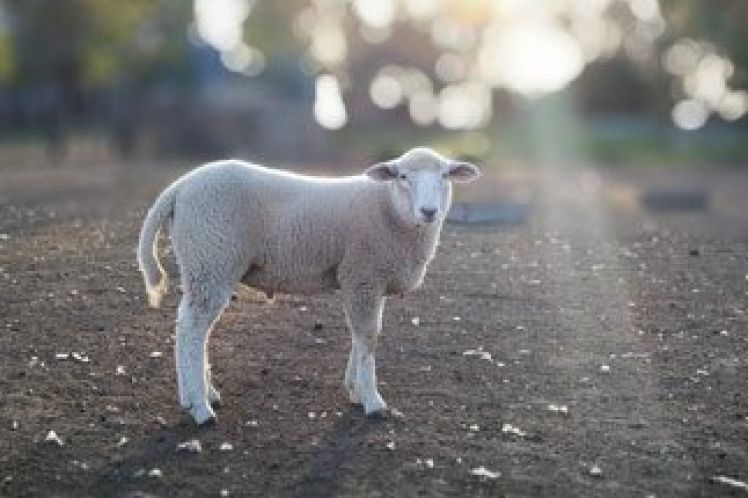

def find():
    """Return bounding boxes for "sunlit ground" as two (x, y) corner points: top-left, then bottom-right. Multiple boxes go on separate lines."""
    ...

(2, 131), (748, 494)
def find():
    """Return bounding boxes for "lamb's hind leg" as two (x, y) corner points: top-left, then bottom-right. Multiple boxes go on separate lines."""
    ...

(176, 297), (223, 411)
(176, 285), (231, 425)
(170, 183), (252, 424)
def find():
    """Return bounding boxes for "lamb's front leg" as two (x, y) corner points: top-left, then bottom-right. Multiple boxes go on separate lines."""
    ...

(344, 337), (360, 404)
(343, 288), (387, 416)
(206, 365), (221, 407)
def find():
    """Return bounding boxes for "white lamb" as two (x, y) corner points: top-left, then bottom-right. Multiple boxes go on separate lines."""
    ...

(137, 147), (479, 424)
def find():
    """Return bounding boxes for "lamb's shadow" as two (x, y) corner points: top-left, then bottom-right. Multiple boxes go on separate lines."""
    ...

(92, 416), (217, 497)
(90, 405), (399, 497)
(278, 407), (402, 498)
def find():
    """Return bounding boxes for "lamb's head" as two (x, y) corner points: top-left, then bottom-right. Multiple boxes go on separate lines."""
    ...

(365, 147), (480, 227)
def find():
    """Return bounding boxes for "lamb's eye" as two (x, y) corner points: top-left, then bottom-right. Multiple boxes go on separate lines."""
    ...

(399, 174), (407, 180)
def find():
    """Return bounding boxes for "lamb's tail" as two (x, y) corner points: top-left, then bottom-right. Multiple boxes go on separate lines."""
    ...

(137, 183), (177, 308)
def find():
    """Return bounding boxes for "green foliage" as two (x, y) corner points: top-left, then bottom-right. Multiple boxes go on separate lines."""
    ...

(5, 0), (193, 90)
(582, 127), (748, 166)
(0, 34), (16, 83)
(243, 1), (302, 55)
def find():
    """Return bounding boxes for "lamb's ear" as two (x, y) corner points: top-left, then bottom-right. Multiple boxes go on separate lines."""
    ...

(448, 161), (480, 183)
(365, 161), (398, 181)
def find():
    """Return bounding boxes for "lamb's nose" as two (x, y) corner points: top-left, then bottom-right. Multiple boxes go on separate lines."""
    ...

(420, 207), (438, 221)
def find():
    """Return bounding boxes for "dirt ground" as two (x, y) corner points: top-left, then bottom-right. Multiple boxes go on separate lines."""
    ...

(1, 160), (747, 497)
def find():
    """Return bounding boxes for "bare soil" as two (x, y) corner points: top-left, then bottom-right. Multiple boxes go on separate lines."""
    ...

(1, 161), (747, 497)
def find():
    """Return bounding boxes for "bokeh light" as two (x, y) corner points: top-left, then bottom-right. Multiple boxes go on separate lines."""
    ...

(314, 74), (347, 130)
(672, 99), (709, 130)
(1, 0), (746, 163)
(370, 70), (403, 109)
(287, 0), (747, 131)
(479, 21), (585, 97)
(194, 0), (251, 52)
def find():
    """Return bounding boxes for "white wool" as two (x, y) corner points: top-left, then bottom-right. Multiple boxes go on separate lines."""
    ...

(137, 147), (479, 424)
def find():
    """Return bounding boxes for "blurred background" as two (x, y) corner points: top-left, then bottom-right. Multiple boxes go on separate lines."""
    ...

(0, 0), (746, 168)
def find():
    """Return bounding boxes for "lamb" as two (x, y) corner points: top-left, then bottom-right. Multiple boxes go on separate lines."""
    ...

(137, 147), (480, 425)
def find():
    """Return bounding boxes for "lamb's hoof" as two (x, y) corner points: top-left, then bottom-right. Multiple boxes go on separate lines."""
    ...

(208, 387), (222, 408)
(345, 387), (361, 405)
(190, 404), (217, 426)
(363, 396), (388, 418)
(366, 407), (404, 421)
(365, 409), (387, 420)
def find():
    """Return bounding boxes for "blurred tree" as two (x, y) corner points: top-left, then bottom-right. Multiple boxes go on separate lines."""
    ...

(0, 32), (15, 84)
(7, 0), (194, 89)
(242, 1), (300, 56)
(0, 0), (745, 160)
(3, 0), (193, 154)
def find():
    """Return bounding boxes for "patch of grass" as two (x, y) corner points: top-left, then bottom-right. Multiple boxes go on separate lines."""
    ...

(581, 127), (748, 167)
